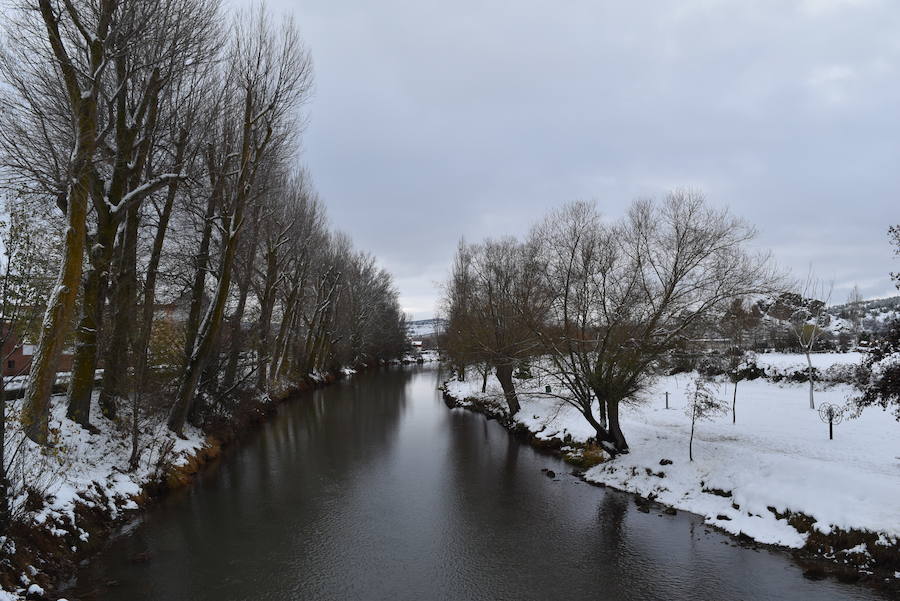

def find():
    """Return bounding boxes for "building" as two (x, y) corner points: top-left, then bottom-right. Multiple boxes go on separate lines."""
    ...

(1, 321), (74, 378)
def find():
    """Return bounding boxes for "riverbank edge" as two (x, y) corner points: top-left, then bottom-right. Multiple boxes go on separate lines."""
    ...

(440, 384), (900, 597)
(3, 372), (344, 601)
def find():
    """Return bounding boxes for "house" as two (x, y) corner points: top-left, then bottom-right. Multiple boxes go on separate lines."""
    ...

(1, 321), (74, 378)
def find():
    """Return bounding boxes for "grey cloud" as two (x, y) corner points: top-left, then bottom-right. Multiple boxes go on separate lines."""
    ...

(241, 0), (900, 317)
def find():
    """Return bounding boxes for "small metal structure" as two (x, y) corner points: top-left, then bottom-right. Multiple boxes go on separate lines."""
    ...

(817, 403), (844, 440)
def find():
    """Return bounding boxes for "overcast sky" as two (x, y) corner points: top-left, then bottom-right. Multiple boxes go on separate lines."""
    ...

(239, 0), (900, 319)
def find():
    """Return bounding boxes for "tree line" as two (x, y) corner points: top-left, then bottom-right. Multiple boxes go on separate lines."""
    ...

(0, 0), (407, 509)
(441, 192), (779, 455)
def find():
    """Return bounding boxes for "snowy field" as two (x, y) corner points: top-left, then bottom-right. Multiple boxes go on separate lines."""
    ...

(755, 351), (864, 370)
(444, 355), (900, 560)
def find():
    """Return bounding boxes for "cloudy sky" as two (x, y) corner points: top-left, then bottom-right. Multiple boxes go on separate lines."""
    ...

(240, 0), (900, 319)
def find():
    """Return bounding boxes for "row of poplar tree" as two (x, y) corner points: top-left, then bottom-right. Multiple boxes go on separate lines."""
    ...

(0, 0), (408, 467)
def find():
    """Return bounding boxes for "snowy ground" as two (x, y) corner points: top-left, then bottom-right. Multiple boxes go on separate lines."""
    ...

(755, 351), (864, 370)
(2, 394), (206, 599)
(394, 349), (441, 364)
(2, 370), (103, 393)
(444, 355), (900, 566)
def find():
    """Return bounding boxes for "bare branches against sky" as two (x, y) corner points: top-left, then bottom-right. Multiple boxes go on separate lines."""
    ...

(240, 0), (899, 316)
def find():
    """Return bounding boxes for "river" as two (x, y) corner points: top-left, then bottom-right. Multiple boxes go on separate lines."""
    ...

(66, 366), (889, 600)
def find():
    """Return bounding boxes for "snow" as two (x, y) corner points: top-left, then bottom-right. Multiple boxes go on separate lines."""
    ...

(1, 393), (208, 599)
(3, 370), (104, 393)
(419, 349), (440, 362)
(405, 318), (445, 338)
(444, 359), (900, 553)
(752, 352), (863, 383)
(755, 351), (863, 370)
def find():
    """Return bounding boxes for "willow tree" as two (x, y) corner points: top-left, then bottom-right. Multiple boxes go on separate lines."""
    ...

(443, 238), (540, 416)
(530, 192), (777, 454)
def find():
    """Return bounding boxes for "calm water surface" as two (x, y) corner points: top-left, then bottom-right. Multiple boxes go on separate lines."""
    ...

(68, 366), (890, 600)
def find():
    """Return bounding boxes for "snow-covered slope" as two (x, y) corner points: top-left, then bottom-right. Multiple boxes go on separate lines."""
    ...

(406, 318), (446, 339)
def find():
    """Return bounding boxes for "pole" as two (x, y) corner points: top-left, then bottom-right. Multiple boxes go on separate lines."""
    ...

(665, 391), (669, 409)
(829, 418), (833, 440)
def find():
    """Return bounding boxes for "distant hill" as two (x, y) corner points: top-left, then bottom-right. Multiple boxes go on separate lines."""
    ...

(828, 295), (900, 319)
(733, 293), (899, 351)
(823, 295), (899, 337)
(406, 318), (446, 339)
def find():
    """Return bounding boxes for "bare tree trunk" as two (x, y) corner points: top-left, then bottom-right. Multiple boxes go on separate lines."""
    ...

(169, 209), (241, 435)
(130, 141), (186, 469)
(595, 390), (607, 428)
(21, 0), (111, 445)
(481, 365), (488, 393)
(494, 362), (520, 416)
(221, 279), (251, 390)
(170, 82), (260, 434)
(272, 293), (299, 381)
(67, 217), (114, 428)
(689, 411), (695, 461)
(805, 351), (815, 410)
(98, 204), (139, 419)
(255, 247), (279, 390)
(0, 381), (9, 533)
(134, 132), (186, 395)
(70, 54), (161, 425)
(185, 188), (218, 362)
(581, 404), (614, 450)
(22, 148), (91, 443)
(732, 380), (738, 424)
(222, 212), (260, 390)
(606, 399), (629, 453)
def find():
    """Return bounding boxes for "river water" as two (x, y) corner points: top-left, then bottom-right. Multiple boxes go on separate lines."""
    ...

(67, 366), (889, 600)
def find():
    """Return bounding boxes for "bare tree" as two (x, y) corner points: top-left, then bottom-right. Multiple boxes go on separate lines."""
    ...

(788, 272), (833, 410)
(442, 238), (541, 416)
(167, 5), (313, 435)
(268, 177), (329, 383)
(685, 376), (726, 461)
(719, 297), (760, 423)
(846, 284), (864, 345)
(3, 0), (118, 444)
(528, 192), (776, 454)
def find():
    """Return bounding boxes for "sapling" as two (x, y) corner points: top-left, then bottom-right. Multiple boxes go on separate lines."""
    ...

(727, 350), (756, 424)
(788, 273), (833, 410)
(685, 376), (727, 461)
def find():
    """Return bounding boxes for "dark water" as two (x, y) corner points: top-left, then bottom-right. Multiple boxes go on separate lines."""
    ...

(68, 366), (889, 601)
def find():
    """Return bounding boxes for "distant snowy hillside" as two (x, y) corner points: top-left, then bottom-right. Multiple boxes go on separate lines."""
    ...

(827, 295), (900, 334)
(406, 318), (446, 339)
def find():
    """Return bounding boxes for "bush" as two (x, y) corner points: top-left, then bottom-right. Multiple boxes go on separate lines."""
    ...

(853, 319), (900, 421)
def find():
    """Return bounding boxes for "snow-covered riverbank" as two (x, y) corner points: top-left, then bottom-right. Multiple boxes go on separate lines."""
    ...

(0, 370), (349, 600)
(443, 357), (900, 580)
(0, 393), (208, 600)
